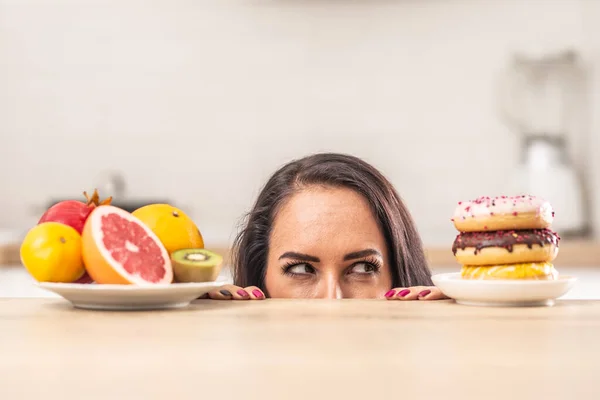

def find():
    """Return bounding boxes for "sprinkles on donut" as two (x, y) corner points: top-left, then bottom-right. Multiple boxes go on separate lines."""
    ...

(452, 195), (554, 233)
(451, 195), (560, 280)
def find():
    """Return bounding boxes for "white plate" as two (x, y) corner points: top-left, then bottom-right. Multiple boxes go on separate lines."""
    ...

(36, 278), (229, 311)
(431, 272), (577, 307)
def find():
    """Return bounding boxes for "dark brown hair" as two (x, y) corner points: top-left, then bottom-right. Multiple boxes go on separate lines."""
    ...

(232, 153), (433, 293)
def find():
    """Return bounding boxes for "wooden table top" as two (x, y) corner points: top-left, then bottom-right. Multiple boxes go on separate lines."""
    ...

(1, 298), (599, 399)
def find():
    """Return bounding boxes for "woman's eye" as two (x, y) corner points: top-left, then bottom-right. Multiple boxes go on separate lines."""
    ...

(285, 264), (315, 275)
(350, 263), (377, 274)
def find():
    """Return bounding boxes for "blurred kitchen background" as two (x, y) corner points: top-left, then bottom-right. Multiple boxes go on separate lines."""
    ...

(1, 1), (599, 296)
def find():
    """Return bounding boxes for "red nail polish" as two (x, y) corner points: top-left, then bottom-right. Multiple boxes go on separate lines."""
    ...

(385, 290), (396, 298)
(237, 289), (249, 297)
(252, 290), (263, 299)
(398, 289), (411, 297)
(418, 289), (431, 297)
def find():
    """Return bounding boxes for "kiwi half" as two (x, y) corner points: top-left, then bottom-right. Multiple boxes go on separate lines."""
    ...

(170, 249), (223, 283)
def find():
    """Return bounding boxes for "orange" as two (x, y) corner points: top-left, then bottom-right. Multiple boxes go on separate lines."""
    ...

(82, 205), (173, 284)
(20, 222), (85, 282)
(131, 204), (204, 255)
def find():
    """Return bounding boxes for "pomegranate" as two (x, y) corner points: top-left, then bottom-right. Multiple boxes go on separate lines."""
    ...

(38, 189), (112, 235)
(74, 272), (95, 284)
(36, 189), (111, 284)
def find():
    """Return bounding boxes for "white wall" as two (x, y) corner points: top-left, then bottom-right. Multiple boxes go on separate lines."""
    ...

(581, 1), (600, 240)
(0, 0), (597, 247)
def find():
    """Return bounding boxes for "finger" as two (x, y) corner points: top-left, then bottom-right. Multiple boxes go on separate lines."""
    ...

(384, 288), (401, 300)
(395, 286), (429, 301)
(417, 287), (447, 301)
(208, 285), (242, 300)
(244, 286), (266, 300)
(230, 285), (252, 300)
(384, 287), (417, 300)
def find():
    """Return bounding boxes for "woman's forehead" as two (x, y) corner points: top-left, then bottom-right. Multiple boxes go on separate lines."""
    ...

(269, 187), (386, 252)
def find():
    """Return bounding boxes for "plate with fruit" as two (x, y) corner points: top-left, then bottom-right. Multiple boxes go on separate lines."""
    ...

(432, 195), (578, 307)
(20, 190), (229, 310)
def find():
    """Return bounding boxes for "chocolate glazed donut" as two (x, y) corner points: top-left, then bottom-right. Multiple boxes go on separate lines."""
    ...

(452, 229), (560, 266)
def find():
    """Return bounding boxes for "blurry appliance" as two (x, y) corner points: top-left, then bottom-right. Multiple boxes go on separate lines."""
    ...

(497, 49), (588, 237)
(40, 171), (174, 214)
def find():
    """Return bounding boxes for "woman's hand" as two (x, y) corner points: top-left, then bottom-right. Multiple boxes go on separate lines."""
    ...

(207, 285), (266, 300)
(203, 285), (445, 301)
(384, 286), (447, 301)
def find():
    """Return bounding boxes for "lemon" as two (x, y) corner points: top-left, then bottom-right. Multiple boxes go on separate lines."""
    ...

(132, 204), (204, 255)
(20, 222), (86, 282)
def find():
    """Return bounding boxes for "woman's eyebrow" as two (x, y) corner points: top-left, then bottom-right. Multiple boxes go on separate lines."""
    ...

(278, 252), (320, 262)
(343, 249), (382, 261)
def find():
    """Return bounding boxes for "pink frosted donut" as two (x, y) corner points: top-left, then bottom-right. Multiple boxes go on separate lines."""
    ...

(452, 195), (554, 233)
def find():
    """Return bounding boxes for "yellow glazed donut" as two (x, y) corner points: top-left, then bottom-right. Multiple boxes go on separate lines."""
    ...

(452, 229), (560, 266)
(452, 195), (554, 233)
(461, 262), (558, 280)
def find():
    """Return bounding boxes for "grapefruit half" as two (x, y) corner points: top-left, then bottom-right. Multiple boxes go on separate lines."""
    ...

(82, 205), (173, 285)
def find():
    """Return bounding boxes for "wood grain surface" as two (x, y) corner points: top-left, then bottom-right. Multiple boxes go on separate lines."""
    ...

(1, 298), (599, 399)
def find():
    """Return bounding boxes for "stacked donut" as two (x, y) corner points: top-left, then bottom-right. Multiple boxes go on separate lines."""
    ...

(451, 195), (560, 280)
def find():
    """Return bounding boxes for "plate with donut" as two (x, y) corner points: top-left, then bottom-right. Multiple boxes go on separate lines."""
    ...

(432, 195), (577, 307)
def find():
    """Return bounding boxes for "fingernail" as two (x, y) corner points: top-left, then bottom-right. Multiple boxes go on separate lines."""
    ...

(385, 290), (396, 298)
(252, 290), (264, 299)
(418, 290), (431, 298)
(237, 289), (249, 297)
(219, 290), (232, 297)
(398, 289), (411, 297)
